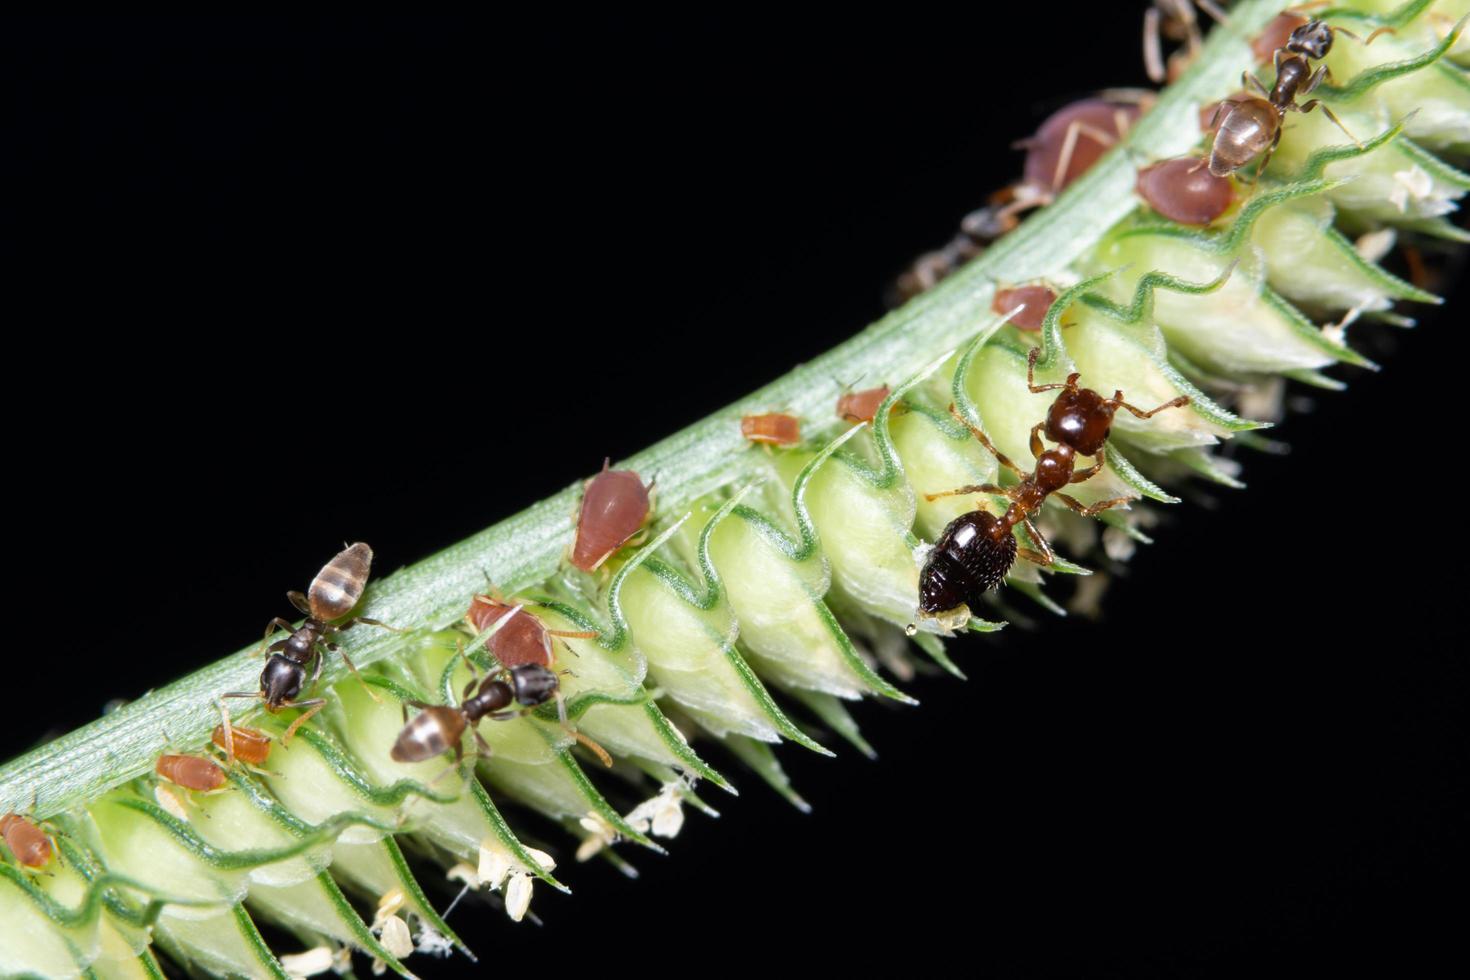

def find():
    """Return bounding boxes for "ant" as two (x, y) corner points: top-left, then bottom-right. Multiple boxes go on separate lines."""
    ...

(225, 543), (401, 745)
(390, 644), (611, 771)
(1206, 17), (1391, 179)
(1144, 0), (1229, 84)
(914, 349), (1190, 625)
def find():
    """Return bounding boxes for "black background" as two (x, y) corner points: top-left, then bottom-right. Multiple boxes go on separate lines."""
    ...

(3, 11), (1465, 977)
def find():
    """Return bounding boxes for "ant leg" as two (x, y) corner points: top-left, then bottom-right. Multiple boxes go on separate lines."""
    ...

(337, 616), (406, 634)
(1250, 127), (1283, 188)
(1242, 71), (1271, 99)
(1144, 7), (1167, 85)
(216, 700), (237, 767)
(1335, 25), (1395, 47)
(255, 619), (294, 657)
(948, 404), (1027, 478)
(1112, 393), (1191, 419)
(1300, 100), (1364, 149)
(328, 643), (383, 703)
(281, 700), (326, 745)
(287, 591), (311, 616)
(1017, 515), (1055, 567)
(1070, 446), (1108, 485)
(1029, 423), (1047, 461)
(924, 483), (1012, 503)
(1026, 348), (1078, 394)
(1054, 492), (1133, 518)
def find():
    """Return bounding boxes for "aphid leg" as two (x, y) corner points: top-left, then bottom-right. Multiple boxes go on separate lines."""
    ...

(563, 723), (613, 768)
(924, 483), (1011, 504)
(1144, 6), (1167, 85)
(1054, 492), (1133, 519)
(948, 403), (1027, 478)
(1050, 121), (1118, 192)
(1017, 515), (1055, 567)
(548, 629), (598, 641)
(1113, 393), (1192, 419)
(216, 699), (237, 767)
(327, 643), (383, 704)
(1196, 0), (1228, 24)
(281, 699), (326, 745)
(1299, 99), (1364, 149)
(1026, 348), (1079, 394)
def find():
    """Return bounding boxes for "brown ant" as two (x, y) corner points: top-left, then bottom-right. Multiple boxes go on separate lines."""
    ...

(1144, 0), (1229, 84)
(225, 543), (401, 745)
(1206, 17), (1391, 179)
(915, 349), (1190, 625)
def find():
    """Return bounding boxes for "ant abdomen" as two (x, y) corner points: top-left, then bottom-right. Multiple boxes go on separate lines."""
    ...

(919, 510), (1018, 618)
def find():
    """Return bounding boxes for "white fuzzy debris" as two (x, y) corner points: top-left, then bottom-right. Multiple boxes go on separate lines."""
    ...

(280, 947), (335, 978)
(477, 842), (512, 890)
(332, 945), (352, 975)
(624, 782), (686, 839)
(504, 871), (533, 922)
(373, 888), (406, 928)
(1389, 165), (1434, 213)
(576, 812), (620, 861)
(1322, 303), (1368, 346)
(911, 540), (934, 568)
(445, 862), (480, 889)
(153, 784), (189, 821)
(1354, 228), (1396, 263)
(415, 926), (454, 958)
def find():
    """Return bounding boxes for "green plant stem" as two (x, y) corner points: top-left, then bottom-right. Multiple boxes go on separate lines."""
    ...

(0, 0), (1286, 820)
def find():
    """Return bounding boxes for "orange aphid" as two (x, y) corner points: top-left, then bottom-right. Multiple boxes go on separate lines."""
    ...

(212, 724), (272, 766)
(570, 464), (651, 572)
(992, 284), (1057, 332)
(156, 753), (226, 792)
(741, 413), (801, 446)
(836, 386), (891, 424)
(0, 813), (53, 869)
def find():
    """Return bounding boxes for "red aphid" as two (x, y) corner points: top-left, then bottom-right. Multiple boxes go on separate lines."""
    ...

(992, 284), (1057, 332)
(156, 753), (226, 792)
(467, 595), (552, 667)
(212, 724), (272, 766)
(0, 813), (53, 869)
(836, 386), (891, 424)
(571, 463), (651, 571)
(1022, 99), (1144, 193)
(741, 413), (801, 446)
(1252, 12), (1309, 63)
(1136, 157), (1235, 225)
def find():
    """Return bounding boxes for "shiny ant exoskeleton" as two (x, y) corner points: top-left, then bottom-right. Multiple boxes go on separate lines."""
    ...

(225, 543), (401, 744)
(1206, 17), (1391, 179)
(914, 349), (1191, 625)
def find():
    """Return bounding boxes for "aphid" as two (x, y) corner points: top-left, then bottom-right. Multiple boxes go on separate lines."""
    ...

(915, 349), (1190, 624)
(1144, 0), (1229, 84)
(155, 753), (227, 792)
(836, 386), (891, 424)
(466, 593), (597, 668)
(0, 813), (55, 869)
(992, 284), (1058, 332)
(571, 462), (652, 572)
(1206, 18), (1391, 179)
(741, 412), (801, 446)
(225, 543), (400, 744)
(211, 722), (272, 767)
(1137, 156), (1235, 225)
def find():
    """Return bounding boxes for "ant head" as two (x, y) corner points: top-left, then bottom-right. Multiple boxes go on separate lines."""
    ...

(260, 656), (304, 708)
(509, 664), (559, 707)
(1287, 20), (1333, 60)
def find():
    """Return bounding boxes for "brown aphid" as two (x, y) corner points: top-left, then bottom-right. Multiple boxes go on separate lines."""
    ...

(0, 813), (54, 869)
(1137, 157), (1235, 225)
(741, 412), (801, 446)
(211, 723), (272, 766)
(224, 543), (401, 745)
(571, 463), (652, 572)
(837, 386), (891, 424)
(1022, 99), (1144, 196)
(992, 284), (1058, 332)
(915, 348), (1190, 625)
(156, 753), (227, 792)
(466, 594), (596, 668)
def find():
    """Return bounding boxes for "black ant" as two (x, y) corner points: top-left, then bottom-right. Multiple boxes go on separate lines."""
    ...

(914, 349), (1190, 626)
(225, 543), (401, 744)
(1206, 17), (1391, 179)
(391, 642), (612, 771)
